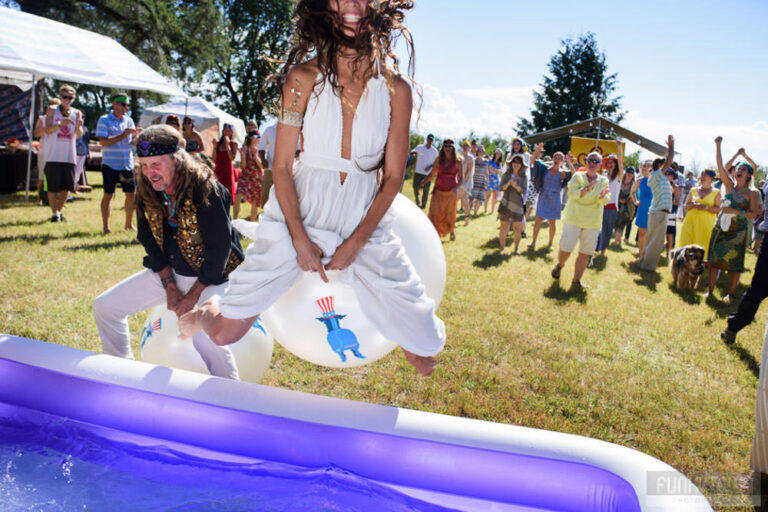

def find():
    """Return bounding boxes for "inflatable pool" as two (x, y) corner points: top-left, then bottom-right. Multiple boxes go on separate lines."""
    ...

(0, 335), (712, 511)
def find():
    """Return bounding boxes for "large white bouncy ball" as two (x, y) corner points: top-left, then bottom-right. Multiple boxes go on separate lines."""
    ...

(260, 193), (446, 368)
(139, 305), (273, 383)
(390, 194), (446, 305)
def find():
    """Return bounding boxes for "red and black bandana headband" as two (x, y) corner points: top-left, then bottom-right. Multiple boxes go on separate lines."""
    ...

(136, 141), (178, 157)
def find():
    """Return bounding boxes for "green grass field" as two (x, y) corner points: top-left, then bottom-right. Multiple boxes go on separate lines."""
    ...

(1, 170), (766, 510)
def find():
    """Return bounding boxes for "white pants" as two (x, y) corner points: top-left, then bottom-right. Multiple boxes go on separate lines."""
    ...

(93, 269), (239, 379)
(74, 154), (86, 187)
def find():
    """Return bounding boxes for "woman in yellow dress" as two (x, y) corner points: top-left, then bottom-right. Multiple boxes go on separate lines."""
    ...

(679, 169), (721, 259)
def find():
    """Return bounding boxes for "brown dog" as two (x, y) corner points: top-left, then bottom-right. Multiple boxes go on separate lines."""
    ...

(670, 244), (705, 290)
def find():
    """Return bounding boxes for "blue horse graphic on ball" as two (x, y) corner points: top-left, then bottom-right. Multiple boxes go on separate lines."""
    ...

(315, 296), (365, 363)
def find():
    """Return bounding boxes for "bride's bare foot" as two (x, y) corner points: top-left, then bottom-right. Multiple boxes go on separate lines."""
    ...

(179, 297), (220, 338)
(402, 348), (436, 376)
(178, 307), (203, 338)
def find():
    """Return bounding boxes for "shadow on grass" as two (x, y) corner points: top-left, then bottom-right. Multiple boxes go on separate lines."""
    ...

(0, 197), (41, 209)
(622, 260), (662, 292)
(481, 236), (503, 250)
(472, 250), (512, 269)
(64, 239), (140, 252)
(590, 254), (608, 272)
(522, 244), (553, 262)
(724, 339), (760, 380)
(668, 283), (703, 305)
(0, 233), (56, 245)
(703, 279), (750, 317)
(63, 193), (91, 202)
(0, 230), (111, 245)
(542, 281), (588, 304)
(0, 218), (52, 228)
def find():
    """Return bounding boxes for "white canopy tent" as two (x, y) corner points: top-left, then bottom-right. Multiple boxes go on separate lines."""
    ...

(0, 6), (186, 199)
(139, 97), (246, 155)
(0, 7), (184, 95)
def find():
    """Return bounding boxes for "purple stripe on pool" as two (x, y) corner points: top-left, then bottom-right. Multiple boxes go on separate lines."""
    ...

(0, 357), (640, 511)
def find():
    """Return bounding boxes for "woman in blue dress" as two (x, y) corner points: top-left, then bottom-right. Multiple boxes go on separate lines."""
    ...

(484, 148), (503, 214)
(529, 147), (574, 249)
(631, 160), (653, 256)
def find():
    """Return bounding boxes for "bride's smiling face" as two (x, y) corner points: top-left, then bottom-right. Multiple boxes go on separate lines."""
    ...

(329, 0), (370, 36)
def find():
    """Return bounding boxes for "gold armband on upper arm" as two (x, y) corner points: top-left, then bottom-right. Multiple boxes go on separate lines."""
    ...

(278, 83), (305, 128)
(277, 109), (304, 128)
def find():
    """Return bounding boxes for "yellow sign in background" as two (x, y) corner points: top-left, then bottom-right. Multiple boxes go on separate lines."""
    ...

(569, 137), (626, 167)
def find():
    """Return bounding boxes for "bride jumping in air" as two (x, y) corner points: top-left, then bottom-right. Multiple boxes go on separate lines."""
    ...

(181, 0), (445, 376)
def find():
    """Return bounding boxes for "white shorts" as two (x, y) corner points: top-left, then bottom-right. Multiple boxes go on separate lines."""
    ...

(560, 223), (600, 256)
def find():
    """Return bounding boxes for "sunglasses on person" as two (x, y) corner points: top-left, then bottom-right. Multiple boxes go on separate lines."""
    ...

(60, 95), (75, 100)
(116, 102), (128, 107)
(183, 119), (193, 125)
(443, 142), (453, 147)
(586, 158), (601, 164)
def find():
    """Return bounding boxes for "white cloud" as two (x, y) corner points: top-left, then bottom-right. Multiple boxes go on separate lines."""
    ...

(411, 83), (536, 139)
(454, 86), (536, 111)
(623, 112), (768, 170)
(410, 83), (468, 136)
(410, 83), (768, 170)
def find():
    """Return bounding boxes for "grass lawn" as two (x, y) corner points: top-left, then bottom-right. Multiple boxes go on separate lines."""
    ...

(1, 170), (766, 510)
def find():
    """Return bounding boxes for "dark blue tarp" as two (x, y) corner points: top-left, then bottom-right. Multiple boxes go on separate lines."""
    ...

(0, 85), (31, 142)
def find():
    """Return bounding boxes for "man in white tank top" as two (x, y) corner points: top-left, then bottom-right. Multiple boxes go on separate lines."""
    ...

(40, 84), (83, 222)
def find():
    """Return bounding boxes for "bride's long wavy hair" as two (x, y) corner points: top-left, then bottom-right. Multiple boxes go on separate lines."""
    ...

(280, 0), (419, 105)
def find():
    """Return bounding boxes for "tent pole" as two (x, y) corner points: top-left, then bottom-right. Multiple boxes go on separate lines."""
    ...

(24, 75), (37, 203)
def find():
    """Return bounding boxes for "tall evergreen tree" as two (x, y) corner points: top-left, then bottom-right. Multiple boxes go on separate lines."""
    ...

(516, 33), (624, 154)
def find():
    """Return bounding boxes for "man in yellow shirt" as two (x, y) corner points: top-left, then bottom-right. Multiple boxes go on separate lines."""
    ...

(551, 152), (611, 289)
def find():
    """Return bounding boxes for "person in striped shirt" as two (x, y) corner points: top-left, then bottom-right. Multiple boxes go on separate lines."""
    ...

(638, 135), (675, 271)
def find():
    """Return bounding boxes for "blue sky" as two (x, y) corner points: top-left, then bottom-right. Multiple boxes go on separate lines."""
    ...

(396, 0), (768, 169)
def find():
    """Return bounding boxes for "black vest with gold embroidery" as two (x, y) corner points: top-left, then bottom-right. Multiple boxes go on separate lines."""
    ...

(144, 189), (242, 276)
